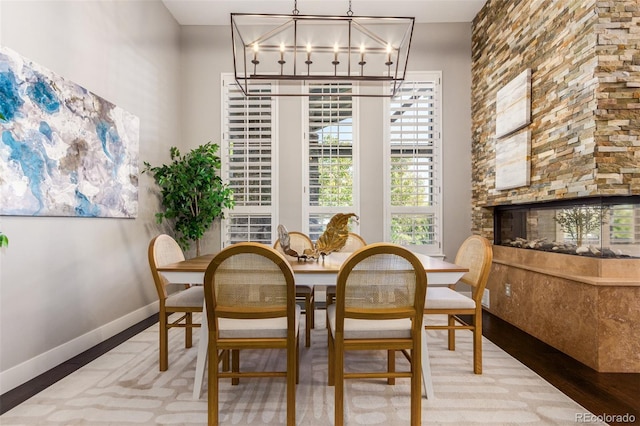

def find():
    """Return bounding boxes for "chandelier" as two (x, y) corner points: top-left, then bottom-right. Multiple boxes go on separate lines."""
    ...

(230, 0), (415, 97)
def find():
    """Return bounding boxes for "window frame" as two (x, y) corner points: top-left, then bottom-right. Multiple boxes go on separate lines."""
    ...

(383, 71), (443, 256)
(220, 73), (279, 247)
(301, 82), (360, 240)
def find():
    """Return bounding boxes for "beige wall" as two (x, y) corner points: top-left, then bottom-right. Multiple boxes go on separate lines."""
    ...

(180, 22), (475, 259)
(0, 0), (181, 392)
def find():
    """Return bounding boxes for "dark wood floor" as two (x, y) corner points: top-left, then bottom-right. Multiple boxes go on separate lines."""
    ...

(1, 311), (638, 424)
(481, 312), (639, 426)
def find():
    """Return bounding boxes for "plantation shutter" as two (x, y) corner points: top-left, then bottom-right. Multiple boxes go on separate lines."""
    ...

(305, 83), (358, 241)
(221, 75), (276, 246)
(387, 74), (442, 251)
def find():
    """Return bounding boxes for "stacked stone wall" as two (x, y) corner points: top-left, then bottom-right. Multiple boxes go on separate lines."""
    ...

(594, 1), (640, 194)
(471, 0), (639, 238)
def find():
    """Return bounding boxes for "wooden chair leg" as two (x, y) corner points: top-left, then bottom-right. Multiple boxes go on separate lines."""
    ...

(287, 340), (297, 425)
(208, 342), (219, 426)
(310, 289), (315, 330)
(411, 345), (422, 426)
(387, 350), (396, 385)
(232, 349), (240, 385)
(334, 335), (345, 426)
(473, 312), (483, 374)
(447, 314), (456, 351)
(221, 350), (230, 372)
(305, 293), (312, 347)
(328, 328), (335, 386)
(185, 312), (193, 348)
(159, 310), (168, 371)
(296, 336), (300, 384)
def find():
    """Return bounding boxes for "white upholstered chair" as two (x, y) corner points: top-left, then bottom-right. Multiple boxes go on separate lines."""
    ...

(424, 235), (493, 374)
(327, 243), (427, 426)
(204, 242), (300, 426)
(148, 234), (203, 371)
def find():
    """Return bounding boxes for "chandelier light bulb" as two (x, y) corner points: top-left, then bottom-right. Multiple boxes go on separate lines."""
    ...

(386, 43), (393, 66)
(252, 43), (259, 64)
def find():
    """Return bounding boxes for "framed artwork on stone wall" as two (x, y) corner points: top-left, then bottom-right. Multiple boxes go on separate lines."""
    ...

(495, 68), (531, 138)
(0, 47), (140, 218)
(495, 130), (531, 190)
(495, 68), (531, 190)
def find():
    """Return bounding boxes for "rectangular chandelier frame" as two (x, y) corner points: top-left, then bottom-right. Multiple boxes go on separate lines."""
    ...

(231, 13), (415, 97)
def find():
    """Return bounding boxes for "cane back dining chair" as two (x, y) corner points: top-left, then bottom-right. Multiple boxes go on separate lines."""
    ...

(327, 243), (428, 426)
(273, 231), (315, 347)
(204, 242), (300, 426)
(424, 235), (493, 374)
(325, 232), (367, 307)
(148, 234), (204, 371)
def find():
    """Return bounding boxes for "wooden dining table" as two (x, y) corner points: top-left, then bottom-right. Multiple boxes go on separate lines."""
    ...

(157, 249), (469, 401)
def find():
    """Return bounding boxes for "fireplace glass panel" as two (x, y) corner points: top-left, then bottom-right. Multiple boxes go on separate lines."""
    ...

(495, 196), (640, 258)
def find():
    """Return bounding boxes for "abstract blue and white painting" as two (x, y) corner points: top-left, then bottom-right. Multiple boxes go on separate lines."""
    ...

(0, 47), (139, 218)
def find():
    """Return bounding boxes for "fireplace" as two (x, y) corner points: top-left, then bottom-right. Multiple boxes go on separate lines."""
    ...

(494, 196), (640, 259)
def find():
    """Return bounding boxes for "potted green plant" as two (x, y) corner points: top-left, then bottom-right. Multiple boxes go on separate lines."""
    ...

(143, 142), (234, 256)
(0, 232), (8, 247)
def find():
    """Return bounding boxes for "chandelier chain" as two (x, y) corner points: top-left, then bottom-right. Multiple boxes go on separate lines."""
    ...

(347, 0), (353, 16)
(292, 0), (299, 15)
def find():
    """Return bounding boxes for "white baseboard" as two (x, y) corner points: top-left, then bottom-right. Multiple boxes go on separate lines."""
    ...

(0, 301), (158, 395)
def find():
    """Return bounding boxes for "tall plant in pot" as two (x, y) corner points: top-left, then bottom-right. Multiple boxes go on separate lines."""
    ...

(143, 142), (234, 256)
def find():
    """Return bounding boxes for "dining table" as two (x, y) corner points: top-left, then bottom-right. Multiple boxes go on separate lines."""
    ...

(157, 249), (469, 401)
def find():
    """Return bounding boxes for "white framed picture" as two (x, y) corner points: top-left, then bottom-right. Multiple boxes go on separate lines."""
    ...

(495, 68), (531, 138)
(495, 130), (531, 190)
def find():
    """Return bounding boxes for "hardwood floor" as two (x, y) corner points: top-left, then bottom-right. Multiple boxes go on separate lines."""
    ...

(481, 311), (639, 426)
(1, 311), (638, 424)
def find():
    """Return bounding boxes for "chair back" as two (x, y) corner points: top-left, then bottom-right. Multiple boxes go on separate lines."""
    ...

(335, 243), (427, 329)
(273, 231), (314, 256)
(204, 242), (297, 336)
(454, 235), (494, 302)
(337, 232), (366, 252)
(149, 234), (186, 299)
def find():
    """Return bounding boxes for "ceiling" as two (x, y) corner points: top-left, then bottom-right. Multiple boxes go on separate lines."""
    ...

(162, 0), (487, 26)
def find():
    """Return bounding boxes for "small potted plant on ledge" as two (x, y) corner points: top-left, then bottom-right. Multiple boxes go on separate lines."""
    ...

(143, 142), (234, 256)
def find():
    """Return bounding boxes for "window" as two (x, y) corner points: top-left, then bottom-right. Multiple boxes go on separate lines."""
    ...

(609, 204), (639, 244)
(303, 83), (359, 241)
(384, 73), (442, 254)
(221, 75), (277, 246)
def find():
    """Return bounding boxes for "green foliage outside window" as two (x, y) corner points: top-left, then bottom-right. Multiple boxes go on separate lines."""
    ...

(390, 156), (435, 245)
(316, 157), (353, 206)
(610, 205), (633, 241)
(391, 215), (435, 245)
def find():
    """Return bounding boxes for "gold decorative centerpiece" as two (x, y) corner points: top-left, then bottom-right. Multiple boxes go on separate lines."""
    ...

(278, 213), (359, 261)
(315, 213), (359, 257)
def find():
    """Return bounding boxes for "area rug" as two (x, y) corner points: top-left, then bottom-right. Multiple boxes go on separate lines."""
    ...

(1, 313), (605, 425)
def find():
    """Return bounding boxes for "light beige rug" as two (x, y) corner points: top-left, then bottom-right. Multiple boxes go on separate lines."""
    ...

(1, 313), (605, 425)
